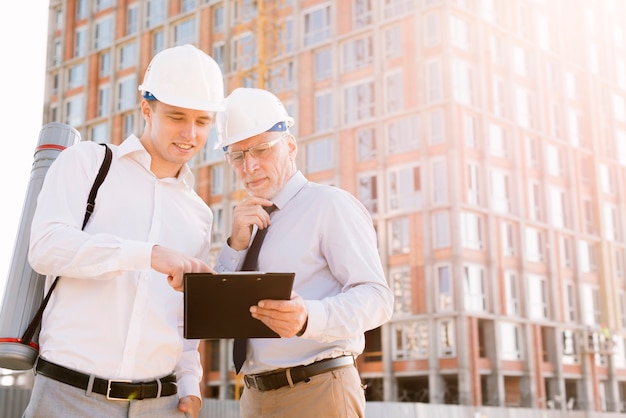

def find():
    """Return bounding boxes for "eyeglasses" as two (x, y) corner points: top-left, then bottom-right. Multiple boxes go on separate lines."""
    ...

(224, 136), (284, 166)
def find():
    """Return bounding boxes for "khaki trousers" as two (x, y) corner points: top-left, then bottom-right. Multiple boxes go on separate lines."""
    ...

(240, 365), (366, 418)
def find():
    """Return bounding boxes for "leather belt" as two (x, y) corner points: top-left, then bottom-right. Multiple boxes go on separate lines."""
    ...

(36, 358), (177, 401)
(244, 355), (355, 392)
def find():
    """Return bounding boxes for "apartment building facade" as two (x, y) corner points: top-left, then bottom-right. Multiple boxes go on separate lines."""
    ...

(43, 0), (626, 412)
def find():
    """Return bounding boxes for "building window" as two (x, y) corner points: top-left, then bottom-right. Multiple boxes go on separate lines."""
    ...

(211, 165), (223, 196)
(357, 126), (376, 161)
(427, 60), (442, 103)
(344, 81), (375, 124)
(461, 212), (482, 250)
(450, 15), (470, 50)
(488, 123), (506, 157)
(211, 207), (225, 244)
(562, 329), (579, 364)
(76, 0), (88, 20)
(464, 264), (486, 312)
(305, 137), (334, 173)
(99, 51), (111, 77)
(384, 25), (402, 58)
(123, 113), (134, 138)
(117, 75), (138, 111)
(67, 63), (85, 90)
(94, 16), (113, 50)
(581, 285), (601, 326)
(388, 165), (421, 211)
(432, 158), (447, 204)
(315, 91), (333, 132)
(75, 27), (87, 58)
(146, 0), (166, 28)
(90, 122), (110, 144)
(153, 30), (165, 56)
(231, 32), (257, 72)
(549, 187), (567, 229)
(357, 174), (377, 214)
(65, 95), (85, 126)
(501, 221), (515, 256)
(181, 0), (196, 13)
(464, 114), (477, 148)
(127, 4), (139, 35)
(390, 266), (412, 314)
(389, 217), (410, 255)
(424, 12), (440, 47)
(525, 227), (544, 263)
(429, 109), (444, 144)
(439, 319), (456, 357)
(174, 19), (196, 46)
(529, 182), (543, 221)
(354, 0), (372, 28)
(565, 282), (577, 322)
(97, 85), (110, 117)
(502, 271), (519, 316)
(304, 5), (331, 47)
(213, 4), (224, 33)
(268, 61), (294, 93)
(387, 116), (418, 155)
(560, 235), (573, 268)
(384, 0), (417, 20)
(437, 265), (452, 311)
(343, 35), (373, 72)
(528, 274), (548, 319)
(452, 59), (473, 104)
(578, 240), (598, 273)
(500, 322), (523, 360)
(467, 162), (480, 205)
(433, 211), (450, 249)
(526, 136), (539, 167)
(490, 169), (510, 214)
(583, 199), (595, 235)
(314, 48), (332, 81)
(119, 42), (138, 70)
(385, 71), (404, 114)
(212, 43), (224, 72)
(392, 321), (429, 360)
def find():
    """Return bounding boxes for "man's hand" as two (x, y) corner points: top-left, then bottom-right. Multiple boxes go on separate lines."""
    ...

(228, 197), (275, 251)
(250, 292), (308, 338)
(151, 245), (214, 291)
(178, 395), (201, 418)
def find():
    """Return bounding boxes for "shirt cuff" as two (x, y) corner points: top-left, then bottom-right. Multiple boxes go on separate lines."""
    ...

(119, 240), (154, 271)
(217, 243), (245, 272)
(176, 374), (202, 401)
(299, 300), (326, 338)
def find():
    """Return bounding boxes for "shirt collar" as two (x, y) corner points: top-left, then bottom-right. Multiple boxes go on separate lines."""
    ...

(117, 134), (195, 189)
(271, 171), (307, 211)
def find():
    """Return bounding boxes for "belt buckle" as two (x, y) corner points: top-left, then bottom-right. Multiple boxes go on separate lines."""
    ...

(106, 379), (132, 401)
(245, 374), (259, 390)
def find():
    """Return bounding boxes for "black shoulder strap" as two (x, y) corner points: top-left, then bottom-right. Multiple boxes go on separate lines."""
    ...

(83, 144), (112, 229)
(21, 144), (113, 346)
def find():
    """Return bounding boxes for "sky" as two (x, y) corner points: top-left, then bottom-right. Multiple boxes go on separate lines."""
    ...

(0, 1), (49, 305)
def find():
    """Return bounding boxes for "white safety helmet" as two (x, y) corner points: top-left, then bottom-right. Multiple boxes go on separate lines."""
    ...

(138, 44), (225, 111)
(214, 87), (294, 150)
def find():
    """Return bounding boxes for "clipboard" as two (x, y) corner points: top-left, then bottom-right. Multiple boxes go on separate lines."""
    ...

(183, 272), (295, 339)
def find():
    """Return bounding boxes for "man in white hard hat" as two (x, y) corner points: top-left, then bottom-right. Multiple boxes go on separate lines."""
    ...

(214, 87), (393, 418)
(24, 44), (224, 418)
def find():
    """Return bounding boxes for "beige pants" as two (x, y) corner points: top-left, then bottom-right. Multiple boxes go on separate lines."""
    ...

(240, 365), (366, 418)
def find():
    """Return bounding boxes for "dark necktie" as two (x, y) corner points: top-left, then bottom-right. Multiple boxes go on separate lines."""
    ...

(233, 204), (276, 373)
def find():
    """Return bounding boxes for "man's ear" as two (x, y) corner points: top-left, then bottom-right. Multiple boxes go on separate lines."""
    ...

(140, 99), (152, 122)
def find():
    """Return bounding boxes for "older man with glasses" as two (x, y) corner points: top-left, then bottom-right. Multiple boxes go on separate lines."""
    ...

(213, 87), (394, 418)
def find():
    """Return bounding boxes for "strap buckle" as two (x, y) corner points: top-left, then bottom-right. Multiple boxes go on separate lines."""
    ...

(106, 379), (132, 401)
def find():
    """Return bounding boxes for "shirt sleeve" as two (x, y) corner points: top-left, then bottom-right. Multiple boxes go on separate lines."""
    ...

(301, 191), (394, 342)
(28, 142), (154, 279)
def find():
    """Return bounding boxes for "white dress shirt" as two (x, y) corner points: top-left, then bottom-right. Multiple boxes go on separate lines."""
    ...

(217, 171), (393, 374)
(28, 135), (212, 399)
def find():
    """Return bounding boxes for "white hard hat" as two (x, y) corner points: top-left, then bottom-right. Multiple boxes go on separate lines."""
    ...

(215, 87), (294, 149)
(138, 44), (225, 111)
